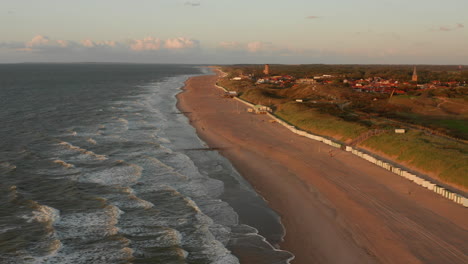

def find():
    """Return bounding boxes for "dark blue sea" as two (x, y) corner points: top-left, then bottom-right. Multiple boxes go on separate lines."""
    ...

(0, 64), (293, 263)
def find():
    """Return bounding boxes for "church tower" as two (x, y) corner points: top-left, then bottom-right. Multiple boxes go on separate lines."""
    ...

(412, 66), (418, 82)
(263, 64), (270, 75)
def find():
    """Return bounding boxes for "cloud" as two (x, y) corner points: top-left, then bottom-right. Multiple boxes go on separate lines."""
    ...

(26, 35), (69, 49)
(130, 37), (162, 51)
(56, 40), (69, 47)
(185, 1), (200, 6)
(439, 26), (451, 32)
(1, 35), (200, 55)
(129, 37), (199, 51)
(164, 37), (199, 49)
(217, 41), (278, 53)
(433, 23), (464, 32)
(246, 41), (274, 53)
(81, 39), (95, 48)
(306, 16), (320, 19)
(218, 41), (241, 50)
(2, 35), (72, 52)
(10, 35), (120, 52)
(81, 39), (117, 48)
(27, 35), (51, 47)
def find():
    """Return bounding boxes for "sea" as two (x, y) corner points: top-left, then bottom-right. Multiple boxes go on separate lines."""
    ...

(0, 64), (293, 264)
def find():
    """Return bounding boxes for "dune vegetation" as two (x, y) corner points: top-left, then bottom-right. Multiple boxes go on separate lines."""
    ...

(218, 65), (468, 190)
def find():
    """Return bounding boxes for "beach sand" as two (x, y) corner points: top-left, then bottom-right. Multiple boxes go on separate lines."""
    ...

(177, 70), (468, 264)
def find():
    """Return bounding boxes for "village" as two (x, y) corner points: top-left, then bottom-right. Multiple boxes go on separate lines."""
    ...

(218, 64), (467, 142)
(229, 64), (467, 96)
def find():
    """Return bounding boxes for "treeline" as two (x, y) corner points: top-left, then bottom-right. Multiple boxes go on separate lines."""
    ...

(223, 64), (468, 83)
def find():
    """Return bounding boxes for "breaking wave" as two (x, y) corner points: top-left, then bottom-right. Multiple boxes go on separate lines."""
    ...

(58, 141), (107, 160)
(0, 65), (291, 264)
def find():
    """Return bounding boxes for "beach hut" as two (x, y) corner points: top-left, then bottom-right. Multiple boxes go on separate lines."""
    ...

(224, 91), (238, 98)
(254, 105), (272, 114)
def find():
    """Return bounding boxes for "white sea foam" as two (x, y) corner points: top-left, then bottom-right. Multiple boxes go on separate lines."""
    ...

(29, 238), (134, 264)
(55, 204), (123, 241)
(6, 185), (18, 202)
(86, 138), (97, 145)
(158, 137), (171, 144)
(5, 72), (281, 263)
(15, 202), (64, 262)
(20, 202), (61, 227)
(142, 156), (188, 180)
(58, 141), (107, 160)
(0, 161), (16, 173)
(229, 224), (294, 263)
(79, 163), (142, 186)
(121, 227), (183, 248)
(53, 159), (74, 169)
(117, 118), (129, 125)
(110, 188), (155, 210)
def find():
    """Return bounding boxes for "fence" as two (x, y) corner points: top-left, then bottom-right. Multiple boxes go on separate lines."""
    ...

(345, 146), (467, 207)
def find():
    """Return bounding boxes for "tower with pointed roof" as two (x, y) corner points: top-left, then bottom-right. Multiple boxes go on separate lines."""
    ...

(412, 66), (418, 82)
(263, 64), (270, 75)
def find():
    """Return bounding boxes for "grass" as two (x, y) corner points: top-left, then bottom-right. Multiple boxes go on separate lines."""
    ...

(240, 89), (287, 106)
(395, 112), (468, 140)
(275, 102), (368, 141)
(218, 69), (467, 189)
(361, 130), (468, 188)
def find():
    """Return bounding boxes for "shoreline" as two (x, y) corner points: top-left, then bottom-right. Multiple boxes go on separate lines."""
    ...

(177, 70), (468, 263)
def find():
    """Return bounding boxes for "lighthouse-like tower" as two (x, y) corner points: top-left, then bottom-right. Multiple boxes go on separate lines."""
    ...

(263, 64), (270, 75)
(412, 66), (418, 82)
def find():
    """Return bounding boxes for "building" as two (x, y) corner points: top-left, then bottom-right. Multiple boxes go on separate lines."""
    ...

(224, 91), (238, 98)
(263, 64), (270, 75)
(296, 78), (316, 84)
(253, 105), (272, 114)
(412, 66), (418, 82)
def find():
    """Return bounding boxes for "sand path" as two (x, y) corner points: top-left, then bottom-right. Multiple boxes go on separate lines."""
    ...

(177, 72), (468, 264)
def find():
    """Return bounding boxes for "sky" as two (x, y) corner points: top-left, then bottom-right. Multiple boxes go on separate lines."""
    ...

(1, 0), (467, 64)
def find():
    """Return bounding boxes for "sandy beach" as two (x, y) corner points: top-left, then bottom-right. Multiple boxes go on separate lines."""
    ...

(177, 70), (468, 264)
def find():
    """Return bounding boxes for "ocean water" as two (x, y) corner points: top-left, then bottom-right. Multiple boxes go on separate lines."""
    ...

(0, 64), (293, 263)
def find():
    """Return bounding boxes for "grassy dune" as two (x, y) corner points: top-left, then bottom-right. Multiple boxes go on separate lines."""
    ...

(275, 102), (367, 142)
(361, 131), (468, 188)
(217, 66), (468, 190)
(276, 102), (468, 189)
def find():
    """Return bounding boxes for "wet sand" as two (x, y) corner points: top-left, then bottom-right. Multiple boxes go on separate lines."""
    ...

(177, 70), (468, 264)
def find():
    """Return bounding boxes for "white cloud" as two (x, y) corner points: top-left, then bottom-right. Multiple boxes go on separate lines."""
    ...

(25, 35), (69, 49)
(56, 40), (69, 47)
(3, 35), (199, 54)
(218, 40), (278, 53)
(246, 41), (273, 53)
(128, 36), (199, 51)
(81, 39), (95, 47)
(26, 35), (51, 47)
(164, 37), (199, 49)
(218, 41), (241, 50)
(432, 23), (465, 32)
(81, 39), (117, 48)
(130, 37), (162, 51)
